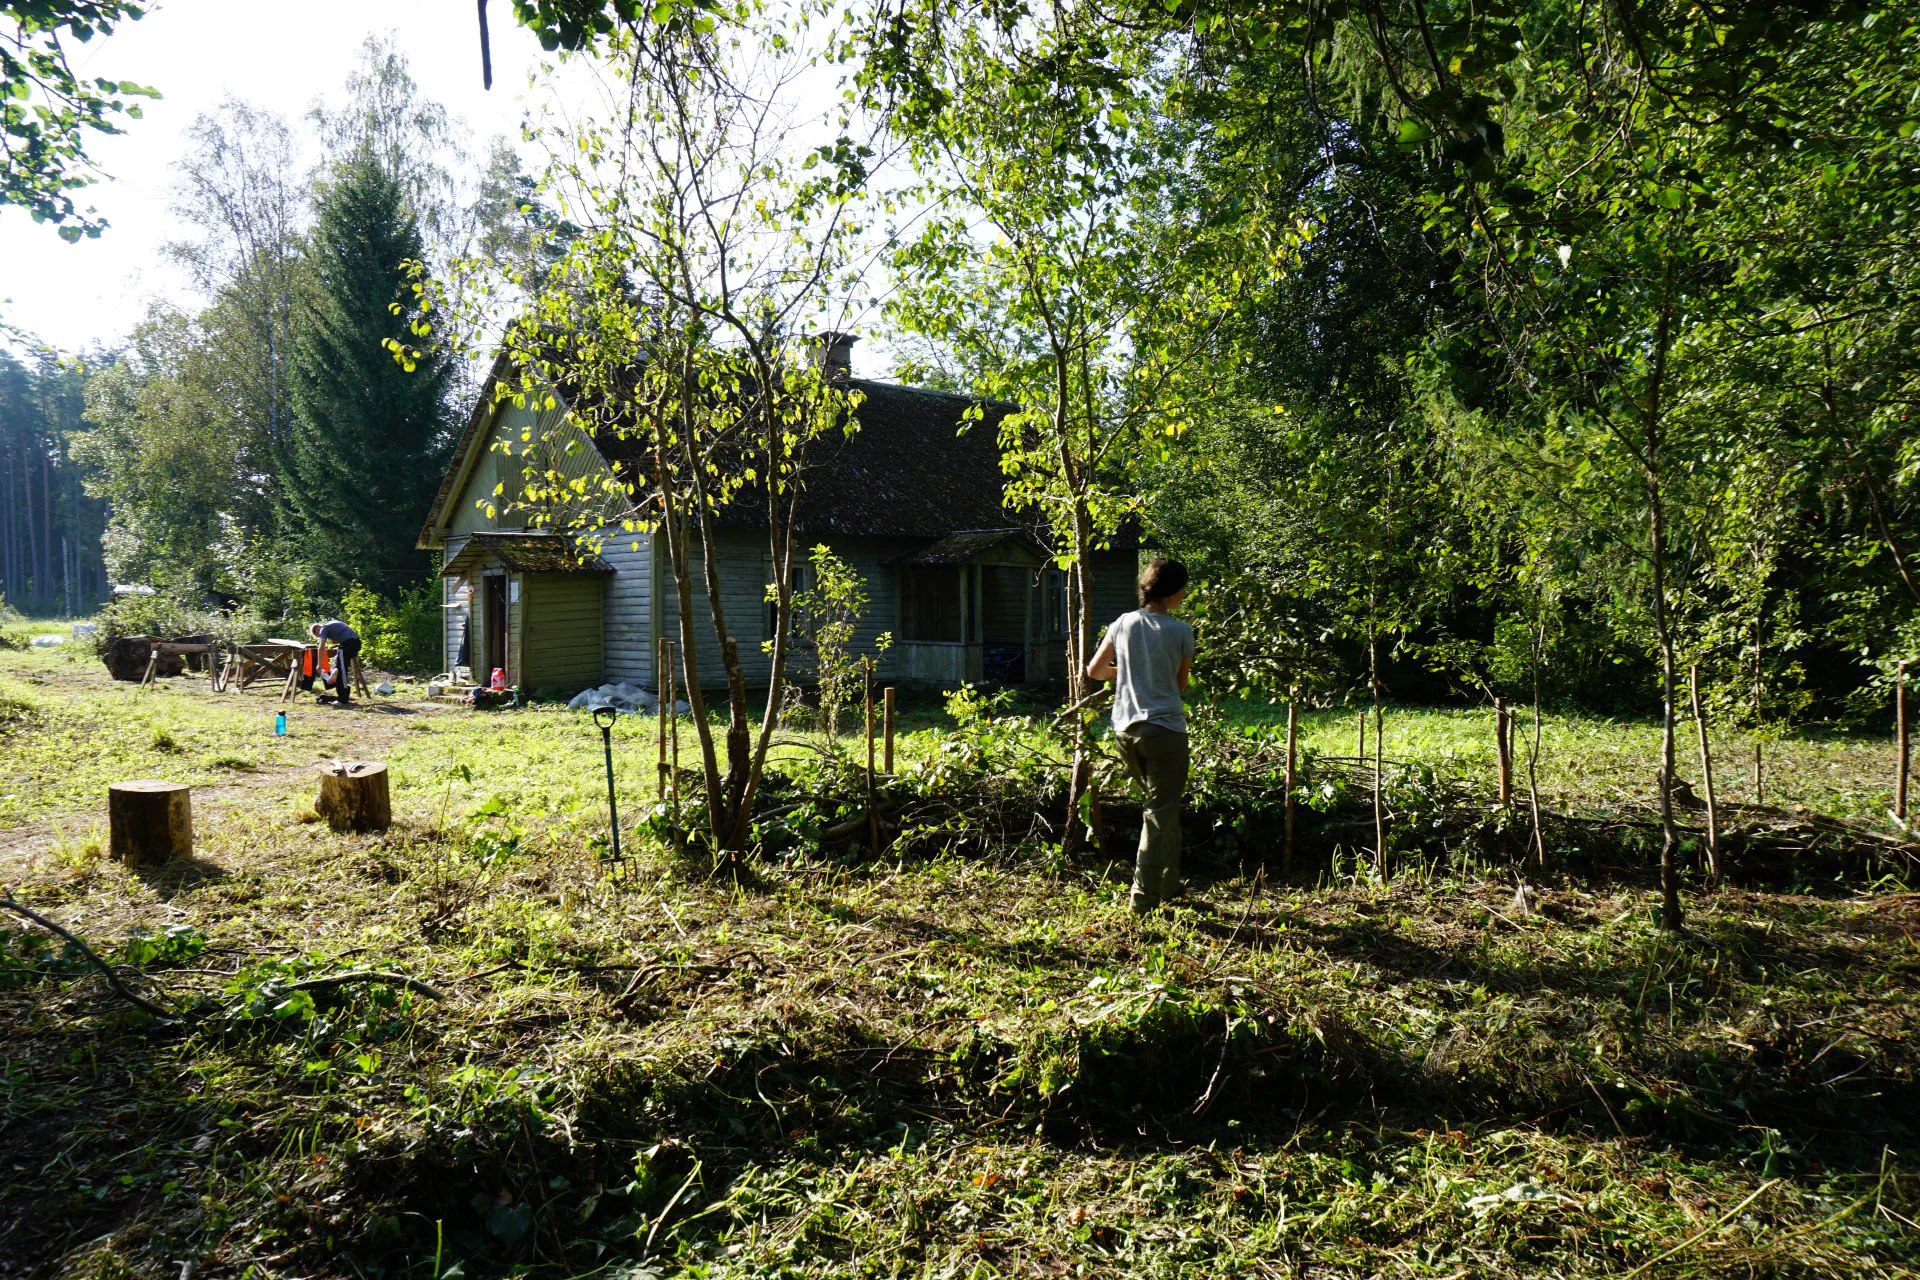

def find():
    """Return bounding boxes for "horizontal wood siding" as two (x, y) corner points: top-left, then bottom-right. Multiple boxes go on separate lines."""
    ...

(659, 531), (908, 689)
(442, 537), (469, 674)
(524, 572), (605, 693)
(660, 527), (775, 688)
(447, 394), (571, 535)
(809, 535), (904, 682)
(592, 526), (653, 686)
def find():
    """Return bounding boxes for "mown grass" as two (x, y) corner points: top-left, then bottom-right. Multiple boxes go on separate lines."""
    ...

(1, 642), (1916, 1278)
(0, 654), (367, 829)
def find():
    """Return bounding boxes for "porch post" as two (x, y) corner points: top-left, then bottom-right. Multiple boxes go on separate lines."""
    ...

(970, 564), (984, 682)
(1022, 567), (1035, 683)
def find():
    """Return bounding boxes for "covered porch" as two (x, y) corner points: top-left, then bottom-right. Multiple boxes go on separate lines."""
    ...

(440, 531), (612, 692)
(891, 529), (1052, 686)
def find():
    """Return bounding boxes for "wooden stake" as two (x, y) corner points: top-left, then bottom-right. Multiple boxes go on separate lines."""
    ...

(1373, 694), (1385, 877)
(1495, 697), (1513, 806)
(1753, 640), (1765, 804)
(1357, 709), (1366, 760)
(864, 658), (878, 853)
(1898, 659), (1910, 823)
(1689, 663), (1720, 881)
(656, 635), (669, 800)
(1283, 693), (1298, 879)
(883, 686), (896, 775)
(667, 640), (680, 851)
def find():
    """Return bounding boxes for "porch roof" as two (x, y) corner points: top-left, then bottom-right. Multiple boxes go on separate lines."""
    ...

(887, 528), (1048, 568)
(440, 532), (614, 578)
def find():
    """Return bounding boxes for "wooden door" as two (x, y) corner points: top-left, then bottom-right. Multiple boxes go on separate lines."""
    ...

(485, 575), (508, 678)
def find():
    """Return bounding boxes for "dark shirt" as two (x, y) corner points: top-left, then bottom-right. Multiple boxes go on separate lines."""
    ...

(316, 619), (359, 646)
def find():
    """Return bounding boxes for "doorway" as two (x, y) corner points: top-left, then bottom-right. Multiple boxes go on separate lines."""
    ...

(484, 575), (508, 679)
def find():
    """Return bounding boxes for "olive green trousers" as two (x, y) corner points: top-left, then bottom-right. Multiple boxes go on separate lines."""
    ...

(1114, 723), (1190, 912)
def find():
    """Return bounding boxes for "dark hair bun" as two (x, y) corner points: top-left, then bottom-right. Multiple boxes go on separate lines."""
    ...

(1138, 558), (1189, 605)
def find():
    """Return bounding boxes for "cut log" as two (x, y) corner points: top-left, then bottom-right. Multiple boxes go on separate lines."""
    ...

(108, 780), (192, 866)
(315, 760), (391, 832)
(104, 636), (184, 683)
(172, 634), (216, 674)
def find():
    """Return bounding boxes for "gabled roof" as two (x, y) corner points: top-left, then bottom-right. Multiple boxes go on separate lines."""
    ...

(440, 532), (613, 577)
(420, 360), (1026, 547)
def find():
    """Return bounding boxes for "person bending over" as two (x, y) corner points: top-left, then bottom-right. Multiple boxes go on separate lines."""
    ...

(307, 618), (362, 706)
(1086, 558), (1194, 913)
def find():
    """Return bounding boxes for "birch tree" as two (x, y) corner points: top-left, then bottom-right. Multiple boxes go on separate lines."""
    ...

(434, 8), (882, 869)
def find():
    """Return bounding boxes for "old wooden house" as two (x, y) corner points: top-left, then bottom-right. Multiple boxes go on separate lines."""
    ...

(416, 337), (1138, 695)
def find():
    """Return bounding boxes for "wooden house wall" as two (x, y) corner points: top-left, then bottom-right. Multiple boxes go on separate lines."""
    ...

(1087, 549), (1140, 634)
(447, 399), (542, 534)
(1019, 548), (1138, 682)
(442, 536), (470, 674)
(592, 527), (653, 687)
(819, 535), (904, 681)
(659, 529), (907, 688)
(507, 573), (524, 685)
(447, 394), (619, 536)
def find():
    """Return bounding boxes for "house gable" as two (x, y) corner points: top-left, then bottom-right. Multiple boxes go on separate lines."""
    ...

(426, 378), (629, 544)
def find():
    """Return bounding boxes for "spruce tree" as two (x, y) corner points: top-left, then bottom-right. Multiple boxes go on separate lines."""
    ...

(282, 150), (452, 596)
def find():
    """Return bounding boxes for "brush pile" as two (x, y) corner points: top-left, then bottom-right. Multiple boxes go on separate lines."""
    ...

(736, 700), (1918, 893)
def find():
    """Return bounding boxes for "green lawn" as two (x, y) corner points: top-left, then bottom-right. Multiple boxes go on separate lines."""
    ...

(1, 635), (1915, 1278)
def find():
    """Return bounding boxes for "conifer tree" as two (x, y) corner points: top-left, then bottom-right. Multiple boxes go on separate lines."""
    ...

(282, 150), (452, 595)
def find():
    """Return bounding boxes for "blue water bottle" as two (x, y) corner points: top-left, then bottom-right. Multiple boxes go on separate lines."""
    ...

(275, 711), (287, 736)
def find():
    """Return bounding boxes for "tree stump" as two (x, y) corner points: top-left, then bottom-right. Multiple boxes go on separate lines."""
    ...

(315, 761), (391, 832)
(108, 780), (193, 866)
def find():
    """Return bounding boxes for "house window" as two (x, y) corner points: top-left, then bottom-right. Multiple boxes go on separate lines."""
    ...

(768, 557), (817, 643)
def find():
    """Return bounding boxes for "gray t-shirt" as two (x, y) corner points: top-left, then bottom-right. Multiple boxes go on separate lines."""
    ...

(1105, 608), (1195, 734)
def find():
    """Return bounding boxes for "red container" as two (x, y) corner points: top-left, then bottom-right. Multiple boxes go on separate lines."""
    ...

(490, 667), (507, 691)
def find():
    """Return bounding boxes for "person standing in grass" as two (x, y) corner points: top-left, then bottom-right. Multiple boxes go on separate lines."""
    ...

(1086, 558), (1194, 913)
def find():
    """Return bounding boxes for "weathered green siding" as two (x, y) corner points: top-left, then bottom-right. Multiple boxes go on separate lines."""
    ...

(662, 531), (906, 688)
(446, 392), (619, 536)
(593, 526), (653, 687)
(522, 572), (605, 692)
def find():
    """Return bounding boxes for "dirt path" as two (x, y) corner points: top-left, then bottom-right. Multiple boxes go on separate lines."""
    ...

(0, 662), (466, 880)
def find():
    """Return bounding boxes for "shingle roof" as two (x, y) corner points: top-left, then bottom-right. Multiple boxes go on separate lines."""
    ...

(440, 532), (613, 577)
(590, 377), (1021, 540)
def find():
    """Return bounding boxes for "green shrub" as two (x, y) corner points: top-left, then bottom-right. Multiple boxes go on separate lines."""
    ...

(341, 581), (440, 674)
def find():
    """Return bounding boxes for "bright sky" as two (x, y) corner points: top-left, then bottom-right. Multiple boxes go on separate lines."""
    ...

(0, 0), (553, 354)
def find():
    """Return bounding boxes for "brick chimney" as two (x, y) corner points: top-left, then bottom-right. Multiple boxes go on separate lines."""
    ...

(809, 331), (857, 380)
